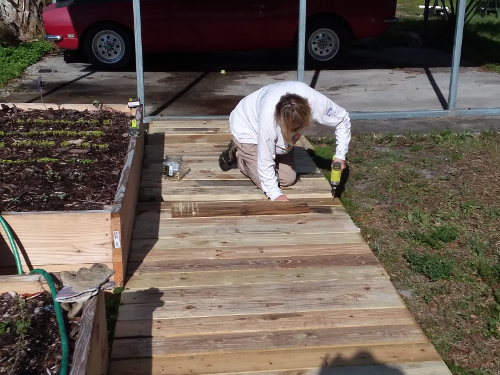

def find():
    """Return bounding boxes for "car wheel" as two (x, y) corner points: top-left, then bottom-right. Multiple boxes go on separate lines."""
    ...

(84, 23), (134, 70)
(305, 18), (350, 68)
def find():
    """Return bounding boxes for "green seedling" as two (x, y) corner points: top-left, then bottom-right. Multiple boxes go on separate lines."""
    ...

(13, 140), (55, 147)
(0, 321), (10, 335)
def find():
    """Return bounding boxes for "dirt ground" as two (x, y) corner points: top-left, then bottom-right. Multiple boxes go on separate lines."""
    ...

(0, 106), (132, 212)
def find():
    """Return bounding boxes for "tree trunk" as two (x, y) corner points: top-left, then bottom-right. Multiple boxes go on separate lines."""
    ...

(0, 0), (49, 43)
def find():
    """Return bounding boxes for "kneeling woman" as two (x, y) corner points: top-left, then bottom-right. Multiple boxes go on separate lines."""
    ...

(219, 81), (351, 201)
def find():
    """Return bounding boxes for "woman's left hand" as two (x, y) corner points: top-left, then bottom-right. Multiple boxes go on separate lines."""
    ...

(333, 158), (346, 171)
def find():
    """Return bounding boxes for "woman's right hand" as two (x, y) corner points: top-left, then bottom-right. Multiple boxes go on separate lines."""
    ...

(274, 195), (289, 201)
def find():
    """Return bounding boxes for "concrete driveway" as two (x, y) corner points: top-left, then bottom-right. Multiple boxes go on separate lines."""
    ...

(3, 44), (500, 133)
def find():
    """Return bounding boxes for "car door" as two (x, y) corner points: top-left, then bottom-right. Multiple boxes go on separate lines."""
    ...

(139, 0), (174, 52)
(168, 0), (268, 52)
(263, 0), (298, 49)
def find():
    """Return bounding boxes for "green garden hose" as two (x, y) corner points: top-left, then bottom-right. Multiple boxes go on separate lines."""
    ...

(30, 269), (69, 375)
(0, 215), (23, 275)
(0, 214), (69, 375)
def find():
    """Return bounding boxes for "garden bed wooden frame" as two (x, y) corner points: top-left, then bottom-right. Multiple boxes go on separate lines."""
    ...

(0, 103), (144, 285)
(0, 274), (108, 375)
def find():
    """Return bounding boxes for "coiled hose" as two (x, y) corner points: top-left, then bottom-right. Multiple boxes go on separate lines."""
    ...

(0, 215), (69, 375)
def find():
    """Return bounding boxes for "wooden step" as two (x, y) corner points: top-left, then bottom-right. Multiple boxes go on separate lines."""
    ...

(148, 119), (230, 134)
(124, 264), (388, 289)
(114, 306), (416, 338)
(132, 210), (360, 239)
(111, 323), (427, 358)
(130, 232), (366, 256)
(109, 355), (448, 375)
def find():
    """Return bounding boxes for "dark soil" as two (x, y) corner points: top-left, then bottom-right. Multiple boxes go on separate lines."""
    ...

(0, 291), (78, 375)
(0, 106), (133, 213)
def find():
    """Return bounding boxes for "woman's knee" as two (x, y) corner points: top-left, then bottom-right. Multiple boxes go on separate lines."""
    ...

(279, 169), (297, 187)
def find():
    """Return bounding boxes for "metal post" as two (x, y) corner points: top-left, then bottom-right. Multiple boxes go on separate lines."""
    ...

(132, 0), (145, 109)
(297, 0), (306, 82)
(423, 0), (431, 44)
(448, 0), (466, 110)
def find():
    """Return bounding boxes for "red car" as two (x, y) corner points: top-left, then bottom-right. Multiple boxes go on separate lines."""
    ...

(43, 0), (398, 70)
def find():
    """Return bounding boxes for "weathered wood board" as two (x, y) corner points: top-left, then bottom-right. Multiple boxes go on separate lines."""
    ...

(70, 292), (108, 375)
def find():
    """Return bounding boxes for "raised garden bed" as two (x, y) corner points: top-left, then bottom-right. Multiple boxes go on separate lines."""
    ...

(0, 103), (144, 285)
(0, 274), (108, 375)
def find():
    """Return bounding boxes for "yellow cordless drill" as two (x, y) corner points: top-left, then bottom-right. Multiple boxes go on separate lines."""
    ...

(330, 161), (342, 197)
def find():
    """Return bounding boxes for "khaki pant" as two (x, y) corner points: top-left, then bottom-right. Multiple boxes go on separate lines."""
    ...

(233, 139), (297, 190)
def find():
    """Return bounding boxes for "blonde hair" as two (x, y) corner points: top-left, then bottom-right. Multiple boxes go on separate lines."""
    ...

(274, 93), (312, 143)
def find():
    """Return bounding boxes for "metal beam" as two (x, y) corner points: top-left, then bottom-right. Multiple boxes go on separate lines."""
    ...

(145, 107), (500, 123)
(297, 0), (307, 82)
(448, 0), (467, 109)
(350, 108), (500, 120)
(132, 0), (145, 108)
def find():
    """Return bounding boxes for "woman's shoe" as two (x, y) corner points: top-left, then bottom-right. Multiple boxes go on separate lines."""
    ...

(218, 140), (237, 171)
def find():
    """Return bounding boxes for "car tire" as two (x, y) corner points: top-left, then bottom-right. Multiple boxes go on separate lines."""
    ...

(83, 23), (134, 70)
(305, 18), (350, 69)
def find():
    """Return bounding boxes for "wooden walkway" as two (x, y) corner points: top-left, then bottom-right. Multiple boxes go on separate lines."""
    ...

(109, 120), (452, 375)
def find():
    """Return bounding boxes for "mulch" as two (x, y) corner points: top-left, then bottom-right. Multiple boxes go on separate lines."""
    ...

(0, 106), (133, 213)
(0, 291), (75, 375)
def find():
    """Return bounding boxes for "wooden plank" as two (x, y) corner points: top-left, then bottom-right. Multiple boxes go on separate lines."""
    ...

(138, 186), (333, 202)
(132, 212), (358, 239)
(109, 343), (443, 375)
(148, 119), (230, 132)
(129, 243), (371, 263)
(134, 206), (348, 227)
(170, 200), (310, 218)
(0, 262), (114, 276)
(127, 252), (378, 274)
(140, 164), (322, 184)
(0, 212), (112, 267)
(144, 138), (312, 159)
(300, 135), (317, 152)
(142, 152), (319, 172)
(119, 279), (399, 319)
(144, 144), (229, 159)
(148, 133), (233, 145)
(114, 307), (416, 338)
(148, 177), (329, 189)
(140, 168), (247, 185)
(70, 292), (109, 375)
(0, 274), (49, 294)
(111, 324), (427, 358)
(124, 265), (389, 289)
(135, 198), (342, 215)
(120, 278), (393, 305)
(111, 111), (145, 285)
(143, 145), (319, 175)
(130, 232), (364, 255)
(151, 128), (228, 134)
(182, 362), (453, 375)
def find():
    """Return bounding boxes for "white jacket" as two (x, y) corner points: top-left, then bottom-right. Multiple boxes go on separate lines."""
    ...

(229, 81), (351, 201)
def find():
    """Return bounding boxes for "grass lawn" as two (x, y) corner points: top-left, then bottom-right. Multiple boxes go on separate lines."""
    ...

(309, 131), (500, 374)
(0, 40), (53, 86)
(387, 0), (500, 73)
